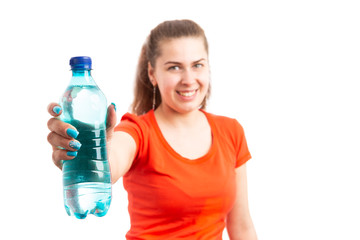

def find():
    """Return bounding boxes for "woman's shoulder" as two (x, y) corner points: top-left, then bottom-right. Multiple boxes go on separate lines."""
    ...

(120, 110), (151, 122)
(115, 110), (153, 132)
(203, 110), (242, 125)
(203, 111), (250, 162)
(123, 109), (156, 123)
(202, 110), (245, 136)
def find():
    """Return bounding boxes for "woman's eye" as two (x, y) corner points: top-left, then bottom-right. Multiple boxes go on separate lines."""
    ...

(168, 66), (180, 71)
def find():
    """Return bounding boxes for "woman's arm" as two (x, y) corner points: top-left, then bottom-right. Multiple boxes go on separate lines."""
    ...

(104, 104), (137, 183)
(226, 164), (257, 240)
(108, 131), (136, 184)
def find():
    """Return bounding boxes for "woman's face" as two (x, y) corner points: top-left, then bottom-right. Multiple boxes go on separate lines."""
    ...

(148, 37), (210, 114)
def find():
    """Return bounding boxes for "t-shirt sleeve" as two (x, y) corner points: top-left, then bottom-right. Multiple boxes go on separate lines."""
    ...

(232, 119), (252, 168)
(113, 113), (143, 158)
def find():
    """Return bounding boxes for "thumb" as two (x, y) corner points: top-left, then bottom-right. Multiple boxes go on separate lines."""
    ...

(106, 103), (117, 136)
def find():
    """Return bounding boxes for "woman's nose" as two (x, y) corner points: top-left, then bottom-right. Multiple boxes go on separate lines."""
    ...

(181, 69), (196, 85)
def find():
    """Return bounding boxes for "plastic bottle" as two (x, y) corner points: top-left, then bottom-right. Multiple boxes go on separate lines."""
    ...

(60, 56), (111, 219)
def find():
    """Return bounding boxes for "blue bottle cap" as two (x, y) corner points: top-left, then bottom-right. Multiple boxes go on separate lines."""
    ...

(70, 56), (92, 70)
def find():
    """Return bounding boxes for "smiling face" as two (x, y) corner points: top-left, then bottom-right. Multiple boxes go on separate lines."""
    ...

(148, 37), (210, 114)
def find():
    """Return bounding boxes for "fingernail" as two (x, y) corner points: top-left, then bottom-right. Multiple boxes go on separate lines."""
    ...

(111, 102), (116, 112)
(53, 106), (62, 114)
(67, 151), (78, 157)
(69, 141), (81, 150)
(66, 128), (79, 138)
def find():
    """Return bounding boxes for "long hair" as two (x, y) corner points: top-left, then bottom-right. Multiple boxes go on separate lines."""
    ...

(131, 19), (211, 115)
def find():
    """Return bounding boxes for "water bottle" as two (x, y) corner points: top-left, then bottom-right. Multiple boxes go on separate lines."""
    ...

(59, 56), (111, 219)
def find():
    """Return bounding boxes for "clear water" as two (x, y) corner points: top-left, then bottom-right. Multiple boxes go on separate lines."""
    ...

(64, 183), (111, 219)
(60, 85), (111, 219)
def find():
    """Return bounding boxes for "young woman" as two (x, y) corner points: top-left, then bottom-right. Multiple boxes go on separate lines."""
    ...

(47, 19), (257, 239)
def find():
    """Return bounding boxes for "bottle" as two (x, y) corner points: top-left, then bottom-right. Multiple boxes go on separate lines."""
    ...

(60, 56), (111, 219)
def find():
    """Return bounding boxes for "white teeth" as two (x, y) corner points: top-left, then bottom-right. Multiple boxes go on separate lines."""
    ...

(178, 90), (196, 97)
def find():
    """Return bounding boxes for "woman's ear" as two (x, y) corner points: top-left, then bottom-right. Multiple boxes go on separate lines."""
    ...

(148, 62), (157, 86)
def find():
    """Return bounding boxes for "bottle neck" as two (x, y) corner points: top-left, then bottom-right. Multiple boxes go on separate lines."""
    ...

(70, 69), (96, 86)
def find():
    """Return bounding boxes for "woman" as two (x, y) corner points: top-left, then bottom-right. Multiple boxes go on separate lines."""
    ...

(47, 19), (257, 239)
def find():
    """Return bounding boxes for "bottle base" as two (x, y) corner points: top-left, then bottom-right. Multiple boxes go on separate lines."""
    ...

(63, 182), (111, 219)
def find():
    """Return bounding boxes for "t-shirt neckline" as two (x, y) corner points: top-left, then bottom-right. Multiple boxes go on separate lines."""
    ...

(149, 109), (217, 164)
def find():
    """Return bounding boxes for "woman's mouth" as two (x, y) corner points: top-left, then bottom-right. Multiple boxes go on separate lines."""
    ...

(177, 90), (197, 97)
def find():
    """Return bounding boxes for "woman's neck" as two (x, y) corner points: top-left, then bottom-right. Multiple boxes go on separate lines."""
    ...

(154, 104), (203, 129)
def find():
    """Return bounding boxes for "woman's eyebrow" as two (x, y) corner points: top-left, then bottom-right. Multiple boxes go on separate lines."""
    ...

(164, 61), (181, 65)
(193, 58), (206, 64)
(164, 58), (206, 65)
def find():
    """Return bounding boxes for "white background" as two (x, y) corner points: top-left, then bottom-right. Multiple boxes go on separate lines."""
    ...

(1, 0), (359, 239)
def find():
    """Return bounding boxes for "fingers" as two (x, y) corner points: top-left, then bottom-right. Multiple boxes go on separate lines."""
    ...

(106, 103), (117, 130)
(52, 148), (78, 169)
(47, 117), (78, 139)
(47, 131), (81, 151)
(48, 129), (81, 169)
(47, 103), (79, 145)
(106, 103), (117, 139)
(47, 102), (62, 117)
(47, 103), (80, 169)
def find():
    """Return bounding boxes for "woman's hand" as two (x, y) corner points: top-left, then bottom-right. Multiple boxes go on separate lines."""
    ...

(46, 102), (117, 170)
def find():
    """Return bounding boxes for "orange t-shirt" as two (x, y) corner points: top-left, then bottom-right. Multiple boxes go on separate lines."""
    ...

(114, 110), (251, 239)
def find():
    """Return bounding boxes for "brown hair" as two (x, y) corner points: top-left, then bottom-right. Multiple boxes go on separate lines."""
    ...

(131, 19), (210, 115)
